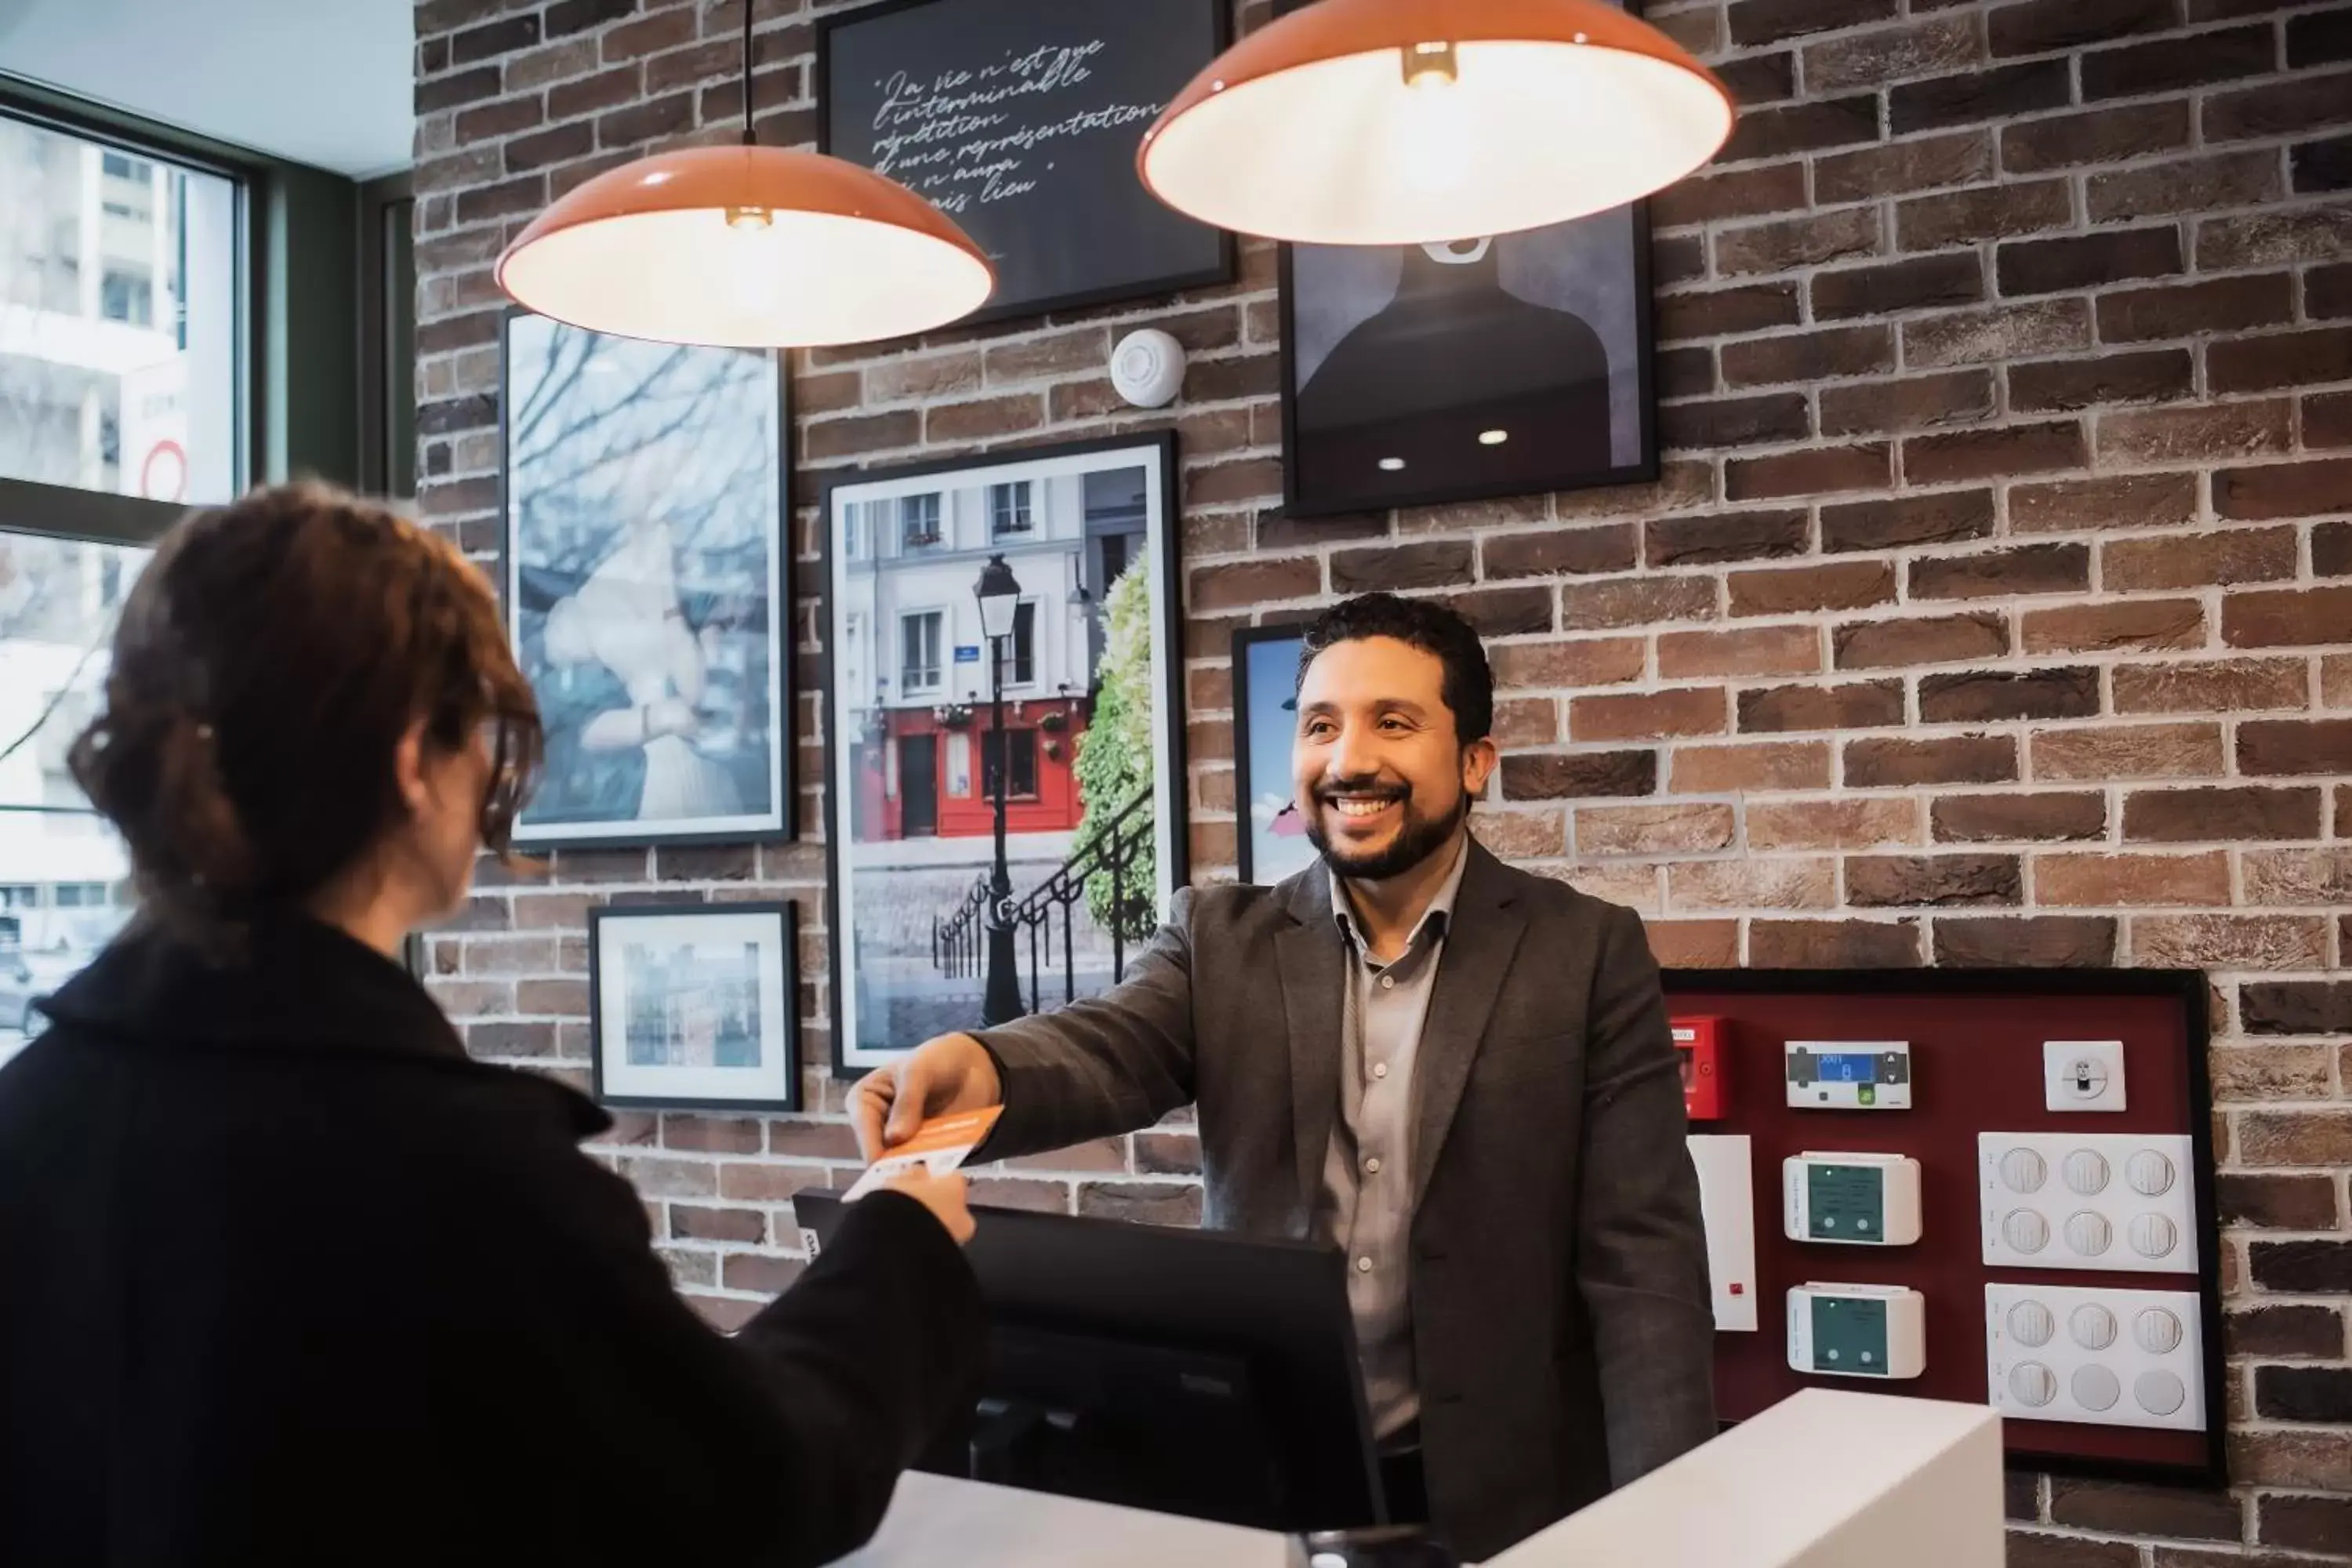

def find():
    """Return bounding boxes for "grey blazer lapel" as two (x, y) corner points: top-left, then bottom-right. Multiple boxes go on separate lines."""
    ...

(1276, 864), (1346, 1216)
(1412, 842), (1528, 1208)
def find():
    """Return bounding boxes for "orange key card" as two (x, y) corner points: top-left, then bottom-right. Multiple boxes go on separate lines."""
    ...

(842, 1106), (1003, 1201)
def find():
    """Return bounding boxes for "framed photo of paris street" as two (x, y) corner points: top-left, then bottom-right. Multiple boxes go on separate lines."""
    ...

(820, 433), (1187, 1076)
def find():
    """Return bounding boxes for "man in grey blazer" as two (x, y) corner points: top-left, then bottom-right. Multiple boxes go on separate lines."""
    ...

(852, 593), (1715, 1562)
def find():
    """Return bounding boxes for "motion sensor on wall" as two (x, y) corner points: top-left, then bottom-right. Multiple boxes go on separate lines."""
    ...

(1109, 328), (1186, 408)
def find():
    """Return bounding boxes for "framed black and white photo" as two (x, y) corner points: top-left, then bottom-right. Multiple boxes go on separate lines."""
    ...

(822, 434), (1186, 1076)
(589, 902), (800, 1112)
(1232, 623), (1317, 888)
(1273, 0), (1657, 517)
(817, 0), (1232, 325)
(502, 310), (790, 850)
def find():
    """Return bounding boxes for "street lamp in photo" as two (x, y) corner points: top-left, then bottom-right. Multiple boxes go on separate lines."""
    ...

(974, 554), (1025, 1025)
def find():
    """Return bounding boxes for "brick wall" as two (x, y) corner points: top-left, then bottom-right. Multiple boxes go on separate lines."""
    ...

(410, 0), (2352, 1556)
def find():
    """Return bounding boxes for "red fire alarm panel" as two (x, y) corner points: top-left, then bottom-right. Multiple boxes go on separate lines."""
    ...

(1672, 1016), (1728, 1121)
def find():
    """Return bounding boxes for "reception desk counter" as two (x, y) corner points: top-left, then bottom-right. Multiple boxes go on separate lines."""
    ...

(838, 1389), (2003, 1568)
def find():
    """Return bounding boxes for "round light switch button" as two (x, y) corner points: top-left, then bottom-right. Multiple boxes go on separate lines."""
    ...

(2135, 1370), (2187, 1417)
(2072, 1366), (2121, 1413)
(2009, 1363), (2056, 1408)
(2070, 1303), (2117, 1350)
(2001, 1148), (2048, 1193)
(2007, 1300), (2055, 1348)
(2066, 1211), (2114, 1257)
(2004, 1210), (2051, 1254)
(2130, 1213), (2179, 1259)
(2127, 1149), (2175, 1197)
(2135, 1308), (2183, 1356)
(2064, 1149), (2110, 1195)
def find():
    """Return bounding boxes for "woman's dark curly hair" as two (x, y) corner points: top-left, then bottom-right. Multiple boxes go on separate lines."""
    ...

(69, 481), (542, 949)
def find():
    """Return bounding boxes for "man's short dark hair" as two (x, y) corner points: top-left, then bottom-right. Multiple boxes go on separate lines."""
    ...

(1296, 593), (1495, 745)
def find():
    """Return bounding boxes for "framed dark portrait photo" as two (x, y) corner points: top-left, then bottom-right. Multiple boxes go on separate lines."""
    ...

(501, 310), (791, 851)
(1275, 0), (1657, 517)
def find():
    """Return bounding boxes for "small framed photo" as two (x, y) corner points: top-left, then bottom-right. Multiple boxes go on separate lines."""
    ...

(588, 903), (800, 1112)
(1232, 623), (1319, 887)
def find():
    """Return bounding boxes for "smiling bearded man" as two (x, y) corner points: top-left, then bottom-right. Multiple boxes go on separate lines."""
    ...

(848, 593), (1715, 1563)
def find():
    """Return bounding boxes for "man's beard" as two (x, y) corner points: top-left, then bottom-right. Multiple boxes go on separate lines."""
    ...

(1305, 778), (1468, 883)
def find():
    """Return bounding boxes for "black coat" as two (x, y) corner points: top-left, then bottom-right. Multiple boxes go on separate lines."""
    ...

(0, 916), (981, 1567)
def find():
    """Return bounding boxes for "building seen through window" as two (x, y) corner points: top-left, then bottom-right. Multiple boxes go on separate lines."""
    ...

(0, 111), (238, 506)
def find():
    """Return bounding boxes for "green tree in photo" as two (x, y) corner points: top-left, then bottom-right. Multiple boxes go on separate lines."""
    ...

(1072, 564), (1156, 943)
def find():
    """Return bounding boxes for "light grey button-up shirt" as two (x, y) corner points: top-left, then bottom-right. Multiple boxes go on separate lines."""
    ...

(1316, 837), (1472, 1446)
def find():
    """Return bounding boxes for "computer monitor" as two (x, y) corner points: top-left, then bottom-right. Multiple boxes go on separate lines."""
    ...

(794, 1192), (1385, 1537)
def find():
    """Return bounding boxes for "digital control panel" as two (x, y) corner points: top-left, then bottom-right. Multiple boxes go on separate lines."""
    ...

(1786, 1040), (1912, 1109)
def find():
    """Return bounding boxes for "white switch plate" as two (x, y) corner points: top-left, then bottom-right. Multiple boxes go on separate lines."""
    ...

(1985, 1281), (2205, 1432)
(1690, 1134), (1759, 1332)
(1979, 1132), (2198, 1275)
(2044, 1040), (2127, 1112)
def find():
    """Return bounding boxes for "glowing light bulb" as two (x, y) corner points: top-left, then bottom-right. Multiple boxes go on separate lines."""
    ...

(1479, 428), (1508, 445)
(1395, 48), (1471, 196)
(724, 206), (788, 320)
(1377, 457), (1406, 472)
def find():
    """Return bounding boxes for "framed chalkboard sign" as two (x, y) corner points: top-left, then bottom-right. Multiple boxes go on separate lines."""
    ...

(818, 0), (1232, 326)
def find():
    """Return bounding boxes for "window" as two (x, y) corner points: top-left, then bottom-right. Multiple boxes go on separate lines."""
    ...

(990, 481), (1033, 536)
(0, 529), (147, 1066)
(982, 729), (1039, 800)
(899, 611), (943, 694)
(1010, 601), (1037, 685)
(841, 500), (870, 561)
(899, 494), (942, 549)
(100, 269), (154, 327)
(0, 112), (241, 506)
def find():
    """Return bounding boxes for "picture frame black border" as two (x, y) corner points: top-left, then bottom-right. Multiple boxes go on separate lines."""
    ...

(496, 305), (797, 852)
(1266, 0), (1660, 520)
(1660, 964), (2226, 1491)
(818, 429), (1189, 1080)
(1229, 620), (1313, 886)
(1276, 209), (1661, 519)
(587, 899), (804, 1114)
(813, 0), (1236, 332)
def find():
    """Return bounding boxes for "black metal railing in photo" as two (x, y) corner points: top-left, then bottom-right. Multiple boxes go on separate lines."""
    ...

(931, 786), (1155, 1014)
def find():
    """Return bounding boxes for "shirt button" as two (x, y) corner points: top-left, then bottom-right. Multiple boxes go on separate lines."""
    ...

(1372, 1062), (1389, 1080)
(1356, 1256), (1374, 1274)
(1365, 1156), (1382, 1174)
(1380, 975), (1396, 991)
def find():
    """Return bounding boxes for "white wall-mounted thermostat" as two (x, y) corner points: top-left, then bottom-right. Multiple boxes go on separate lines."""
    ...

(1784, 1152), (1924, 1246)
(1109, 328), (1186, 408)
(2043, 1040), (2127, 1112)
(1788, 1283), (1928, 1380)
(1785, 1040), (1913, 1109)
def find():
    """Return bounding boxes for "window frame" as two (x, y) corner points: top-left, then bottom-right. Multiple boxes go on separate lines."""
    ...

(981, 727), (1040, 802)
(1007, 597), (1038, 688)
(898, 608), (946, 695)
(989, 480), (1033, 538)
(0, 85), (264, 548)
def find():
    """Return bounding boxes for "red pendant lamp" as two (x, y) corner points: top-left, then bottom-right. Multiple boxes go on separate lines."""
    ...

(1138, 0), (1736, 247)
(496, 7), (993, 348)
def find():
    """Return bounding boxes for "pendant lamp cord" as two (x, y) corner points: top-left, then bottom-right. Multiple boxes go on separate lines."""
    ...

(740, 0), (755, 145)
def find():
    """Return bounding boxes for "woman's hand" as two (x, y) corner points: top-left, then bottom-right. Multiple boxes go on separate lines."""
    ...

(878, 1171), (975, 1246)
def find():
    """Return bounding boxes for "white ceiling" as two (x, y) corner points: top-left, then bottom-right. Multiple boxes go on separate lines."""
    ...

(0, 0), (415, 178)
